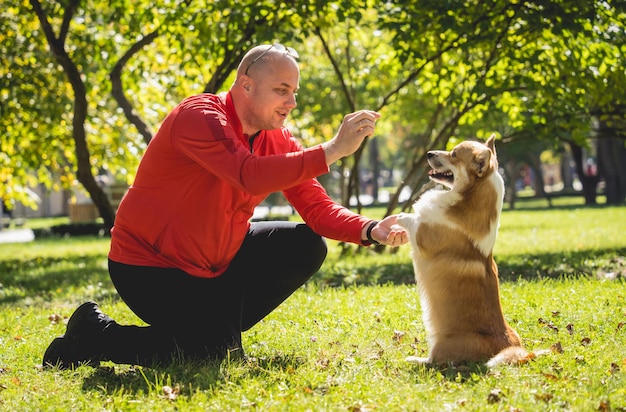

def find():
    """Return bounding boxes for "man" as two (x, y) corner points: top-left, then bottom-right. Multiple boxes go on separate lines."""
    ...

(43, 43), (408, 369)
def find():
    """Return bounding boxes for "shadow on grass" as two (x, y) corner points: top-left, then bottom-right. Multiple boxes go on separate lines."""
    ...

(497, 248), (626, 282)
(408, 361), (490, 382)
(81, 353), (307, 397)
(0, 255), (115, 305)
(313, 247), (626, 287)
(81, 362), (223, 397)
(2, 241), (624, 302)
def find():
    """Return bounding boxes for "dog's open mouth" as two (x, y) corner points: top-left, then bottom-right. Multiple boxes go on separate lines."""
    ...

(428, 168), (454, 184)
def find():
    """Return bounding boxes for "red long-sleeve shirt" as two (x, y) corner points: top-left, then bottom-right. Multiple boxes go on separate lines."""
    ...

(109, 92), (371, 278)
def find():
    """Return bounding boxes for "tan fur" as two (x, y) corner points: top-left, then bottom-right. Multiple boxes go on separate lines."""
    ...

(398, 135), (534, 368)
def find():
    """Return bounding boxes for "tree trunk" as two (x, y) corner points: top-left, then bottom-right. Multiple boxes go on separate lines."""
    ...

(568, 141), (598, 205)
(502, 160), (518, 209)
(595, 120), (626, 205)
(32, 0), (115, 232)
(369, 137), (380, 203)
(527, 152), (552, 208)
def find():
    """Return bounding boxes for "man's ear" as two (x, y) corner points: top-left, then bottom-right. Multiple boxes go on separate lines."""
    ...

(239, 77), (252, 92)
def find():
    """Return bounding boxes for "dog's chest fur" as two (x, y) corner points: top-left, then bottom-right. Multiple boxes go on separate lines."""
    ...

(403, 170), (504, 261)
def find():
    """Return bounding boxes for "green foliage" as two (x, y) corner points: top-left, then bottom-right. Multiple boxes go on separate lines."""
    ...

(4, 0), (624, 213)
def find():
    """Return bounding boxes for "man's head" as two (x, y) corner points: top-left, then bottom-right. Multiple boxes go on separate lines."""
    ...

(231, 44), (300, 136)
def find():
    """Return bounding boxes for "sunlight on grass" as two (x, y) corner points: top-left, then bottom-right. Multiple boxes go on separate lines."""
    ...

(0, 205), (625, 410)
(497, 206), (626, 256)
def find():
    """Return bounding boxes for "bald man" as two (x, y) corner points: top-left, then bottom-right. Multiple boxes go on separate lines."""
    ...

(43, 44), (408, 369)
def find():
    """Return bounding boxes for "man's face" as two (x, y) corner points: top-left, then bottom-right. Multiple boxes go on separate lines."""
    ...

(244, 56), (299, 132)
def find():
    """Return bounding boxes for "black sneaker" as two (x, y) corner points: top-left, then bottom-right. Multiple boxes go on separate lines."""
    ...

(42, 301), (116, 369)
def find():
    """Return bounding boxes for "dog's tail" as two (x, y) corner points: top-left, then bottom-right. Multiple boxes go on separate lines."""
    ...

(486, 346), (550, 368)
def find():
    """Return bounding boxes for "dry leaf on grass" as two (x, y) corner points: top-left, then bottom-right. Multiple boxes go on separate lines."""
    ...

(392, 330), (405, 343)
(47, 314), (64, 324)
(161, 385), (180, 401)
(487, 388), (505, 403)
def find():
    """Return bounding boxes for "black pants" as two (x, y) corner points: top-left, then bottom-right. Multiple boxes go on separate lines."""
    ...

(104, 221), (327, 366)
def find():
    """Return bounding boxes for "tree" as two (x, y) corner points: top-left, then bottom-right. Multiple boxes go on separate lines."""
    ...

(11, 0), (313, 232)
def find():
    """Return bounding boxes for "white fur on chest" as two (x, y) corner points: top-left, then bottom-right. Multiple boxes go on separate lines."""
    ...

(398, 171), (504, 258)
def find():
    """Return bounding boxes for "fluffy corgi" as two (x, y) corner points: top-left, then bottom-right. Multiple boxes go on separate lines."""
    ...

(397, 135), (533, 368)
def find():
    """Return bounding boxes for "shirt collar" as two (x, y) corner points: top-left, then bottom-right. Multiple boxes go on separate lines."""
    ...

(225, 91), (246, 138)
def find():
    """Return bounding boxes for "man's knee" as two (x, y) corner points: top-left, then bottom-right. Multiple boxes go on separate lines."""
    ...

(298, 224), (327, 270)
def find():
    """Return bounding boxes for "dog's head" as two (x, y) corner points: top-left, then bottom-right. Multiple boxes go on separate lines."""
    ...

(426, 134), (498, 191)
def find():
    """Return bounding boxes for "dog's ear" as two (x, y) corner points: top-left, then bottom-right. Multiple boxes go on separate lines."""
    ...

(474, 149), (491, 177)
(486, 134), (497, 156)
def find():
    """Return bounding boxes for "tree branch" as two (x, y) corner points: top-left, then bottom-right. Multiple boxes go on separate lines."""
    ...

(110, 30), (160, 145)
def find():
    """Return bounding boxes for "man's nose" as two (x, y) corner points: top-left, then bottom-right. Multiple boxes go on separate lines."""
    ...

(286, 94), (297, 109)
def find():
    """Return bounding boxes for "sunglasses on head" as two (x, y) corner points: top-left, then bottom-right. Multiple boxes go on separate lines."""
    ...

(244, 43), (299, 76)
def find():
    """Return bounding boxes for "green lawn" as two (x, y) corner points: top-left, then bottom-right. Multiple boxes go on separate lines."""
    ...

(0, 203), (625, 411)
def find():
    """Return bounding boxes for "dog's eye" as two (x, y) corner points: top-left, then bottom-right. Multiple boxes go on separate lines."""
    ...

(451, 150), (457, 158)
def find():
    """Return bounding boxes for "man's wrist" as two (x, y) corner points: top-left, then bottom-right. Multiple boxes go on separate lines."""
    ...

(366, 220), (381, 246)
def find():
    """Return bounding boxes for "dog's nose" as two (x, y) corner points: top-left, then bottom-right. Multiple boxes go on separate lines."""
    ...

(427, 152), (435, 159)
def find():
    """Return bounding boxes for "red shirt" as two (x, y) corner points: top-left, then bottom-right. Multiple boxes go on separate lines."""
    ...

(109, 92), (371, 278)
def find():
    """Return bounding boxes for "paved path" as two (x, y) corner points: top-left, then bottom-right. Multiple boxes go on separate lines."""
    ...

(0, 228), (35, 244)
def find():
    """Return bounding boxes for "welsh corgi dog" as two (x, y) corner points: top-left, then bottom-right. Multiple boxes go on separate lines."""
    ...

(397, 135), (536, 368)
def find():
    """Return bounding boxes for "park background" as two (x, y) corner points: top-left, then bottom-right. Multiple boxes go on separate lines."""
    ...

(2, 0), (625, 228)
(1, 0), (625, 411)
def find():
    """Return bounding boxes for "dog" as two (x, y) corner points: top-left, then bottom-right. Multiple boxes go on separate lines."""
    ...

(397, 135), (536, 368)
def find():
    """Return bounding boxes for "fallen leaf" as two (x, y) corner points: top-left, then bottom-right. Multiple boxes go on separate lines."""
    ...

(609, 363), (620, 374)
(551, 342), (564, 354)
(581, 337), (592, 346)
(597, 400), (611, 411)
(161, 385), (179, 401)
(566, 323), (574, 335)
(348, 400), (372, 412)
(534, 392), (553, 403)
(392, 330), (405, 343)
(516, 352), (537, 365)
(538, 318), (558, 332)
(487, 388), (504, 404)
(316, 358), (330, 369)
(48, 314), (64, 324)
(542, 373), (559, 381)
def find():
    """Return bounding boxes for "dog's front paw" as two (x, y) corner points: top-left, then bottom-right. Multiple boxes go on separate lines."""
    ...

(396, 213), (415, 231)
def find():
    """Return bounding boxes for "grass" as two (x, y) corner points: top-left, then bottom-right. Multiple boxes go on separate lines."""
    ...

(1, 202), (625, 411)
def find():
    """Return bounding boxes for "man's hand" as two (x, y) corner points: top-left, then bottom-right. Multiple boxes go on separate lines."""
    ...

(363, 215), (409, 247)
(322, 110), (381, 166)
